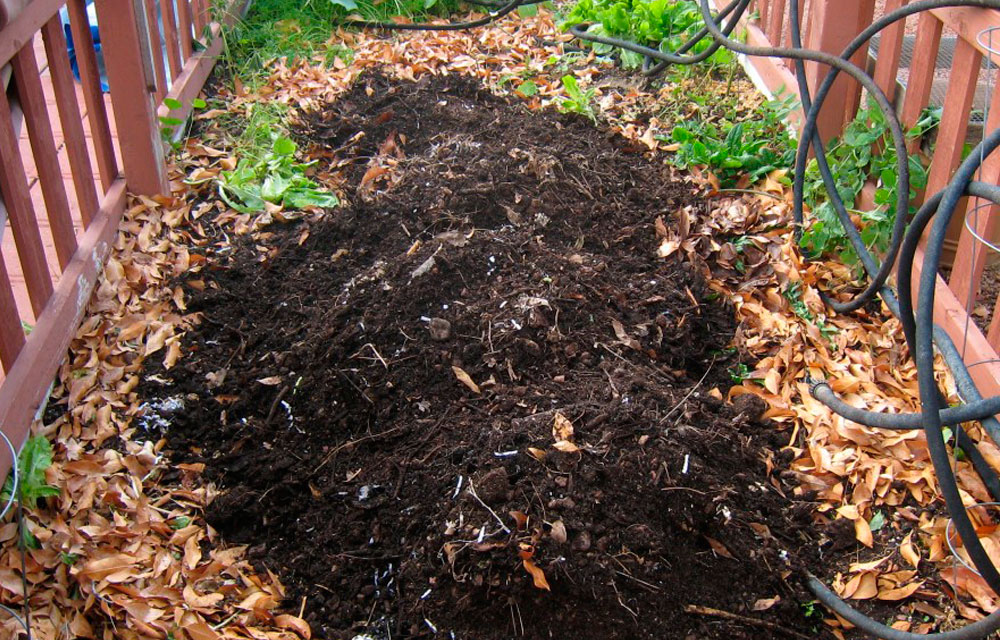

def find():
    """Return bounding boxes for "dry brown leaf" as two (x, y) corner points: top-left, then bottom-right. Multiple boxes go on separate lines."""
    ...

(274, 614), (312, 639)
(452, 366), (481, 394)
(518, 547), (551, 591)
(552, 412), (574, 442)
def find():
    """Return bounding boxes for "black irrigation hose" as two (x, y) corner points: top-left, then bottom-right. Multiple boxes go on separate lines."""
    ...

(350, 0), (1000, 636)
(342, 0), (524, 31)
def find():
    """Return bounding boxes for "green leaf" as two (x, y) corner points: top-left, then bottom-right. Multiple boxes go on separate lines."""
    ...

(515, 80), (538, 97)
(192, 98), (207, 109)
(284, 188), (340, 209)
(170, 516), (192, 530)
(272, 137), (297, 156)
(163, 97), (183, 110)
(328, 0), (359, 11)
(261, 174), (292, 202)
(1, 436), (60, 509)
(158, 116), (184, 126)
(868, 510), (886, 532)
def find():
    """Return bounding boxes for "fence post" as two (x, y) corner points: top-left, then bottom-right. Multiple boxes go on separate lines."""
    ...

(93, 0), (169, 196)
(803, 0), (874, 142)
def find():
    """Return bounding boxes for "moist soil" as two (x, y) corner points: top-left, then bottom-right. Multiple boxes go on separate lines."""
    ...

(153, 73), (825, 639)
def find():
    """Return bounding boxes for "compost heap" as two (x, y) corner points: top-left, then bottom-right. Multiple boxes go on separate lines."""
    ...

(153, 73), (819, 639)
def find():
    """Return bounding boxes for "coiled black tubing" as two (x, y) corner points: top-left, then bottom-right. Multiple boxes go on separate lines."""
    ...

(344, 0), (1000, 636)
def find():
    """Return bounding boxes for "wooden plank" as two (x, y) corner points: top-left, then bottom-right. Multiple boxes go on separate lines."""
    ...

(41, 16), (99, 225)
(872, 0), (906, 103)
(758, 0), (769, 30)
(11, 41), (78, 270)
(161, 0), (184, 80)
(94, 0), (169, 196)
(177, 0), (194, 60)
(843, 0), (877, 122)
(0, 85), (54, 316)
(143, 0), (169, 100)
(0, 0), (62, 67)
(924, 38), (982, 268)
(900, 12), (943, 130)
(0, 179), (127, 478)
(157, 21), (224, 126)
(910, 242), (1000, 400)
(930, 6), (1000, 60)
(766, 0), (786, 47)
(0, 256), (24, 373)
(949, 81), (1000, 314)
(803, 0), (869, 142)
(67, 0), (119, 191)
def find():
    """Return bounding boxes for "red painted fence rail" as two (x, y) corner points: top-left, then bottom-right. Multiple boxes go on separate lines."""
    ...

(0, 0), (246, 477)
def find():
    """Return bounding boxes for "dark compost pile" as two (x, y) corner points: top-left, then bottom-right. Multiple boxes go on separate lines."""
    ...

(153, 73), (821, 639)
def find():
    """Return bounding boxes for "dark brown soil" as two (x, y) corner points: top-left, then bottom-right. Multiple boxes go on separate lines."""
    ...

(151, 73), (825, 639)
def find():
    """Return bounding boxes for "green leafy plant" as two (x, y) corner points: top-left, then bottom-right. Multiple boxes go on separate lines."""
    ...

(557, 74), (597, 122)
(218, 136), (340, 213)
(561, 0), (734, 69)
(159, 97), (208, 150)
(783, 281), (837, 340)
(727, 362), (755, 383)
(664, 92), (797, 187)
(800, 105), (940, 264)
(1, 436), (60, 511)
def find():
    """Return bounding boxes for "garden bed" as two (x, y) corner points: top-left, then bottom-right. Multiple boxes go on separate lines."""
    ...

(150, 72), (821, 639)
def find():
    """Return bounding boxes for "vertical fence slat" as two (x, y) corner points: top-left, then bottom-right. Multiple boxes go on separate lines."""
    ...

(900, 12), (943, 130)
(843, 0), (877, 122)
(0, 86), (54, 316)
(142, 0), (169, 100)
(766, 0), (786, 48)
(0, 255), (25, 372)
(161, 0), (183, 80)
(873, 0), (907, 103)
(177, 0), (194, 60)
(66, 0), (119, 191)
(926, 39), (982, 210)
(192, 0), (206, 38)
(94, 0), (169, 196)
(947, 50), (997, 308)
(41, 16), (99, 225)
(11, 41), (79, 269)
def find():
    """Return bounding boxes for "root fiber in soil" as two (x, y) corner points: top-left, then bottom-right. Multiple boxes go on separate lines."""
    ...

(152, 73), (820, 639)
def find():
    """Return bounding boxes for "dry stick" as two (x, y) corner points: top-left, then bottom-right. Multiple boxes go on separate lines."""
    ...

(659, 355), (716, 425)
(684, 605), (813, 640)
(311, 425), (406, 474)
(466, 480), (511, 534)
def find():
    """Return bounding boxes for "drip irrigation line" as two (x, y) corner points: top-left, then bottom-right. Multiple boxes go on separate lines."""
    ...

(350, 0), (1000, 636)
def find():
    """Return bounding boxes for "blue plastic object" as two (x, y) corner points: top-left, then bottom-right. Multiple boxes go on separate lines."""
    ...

(61, 1), (108, 92)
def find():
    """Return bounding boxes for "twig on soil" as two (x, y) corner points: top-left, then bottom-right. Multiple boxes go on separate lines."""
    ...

(684, 605), (813, 640)
(311, 425), (406, 474)
(337, 369), (375, 404)
(355, 343), (389, 369)
(466, 481), (511, 534)
(659, 356), (716, 425)
(266, 386), (290, 425)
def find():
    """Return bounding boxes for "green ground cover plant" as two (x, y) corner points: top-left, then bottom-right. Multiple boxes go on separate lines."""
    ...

(560, 0), (733, 69)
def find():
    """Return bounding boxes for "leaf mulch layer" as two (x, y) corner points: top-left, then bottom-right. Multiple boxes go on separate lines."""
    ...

(150, 73), (824, 639)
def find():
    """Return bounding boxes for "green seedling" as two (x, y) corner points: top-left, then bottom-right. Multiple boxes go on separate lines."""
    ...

(2, 436), (60, 509)
(218, 136), (340, 213)
(557, 74), (597, 122)
(159, 97), (208, 150)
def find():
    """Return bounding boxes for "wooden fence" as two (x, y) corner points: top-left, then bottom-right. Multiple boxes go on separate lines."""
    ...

(0, 0), (243, 474)
(728, 0), (1000, 399)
